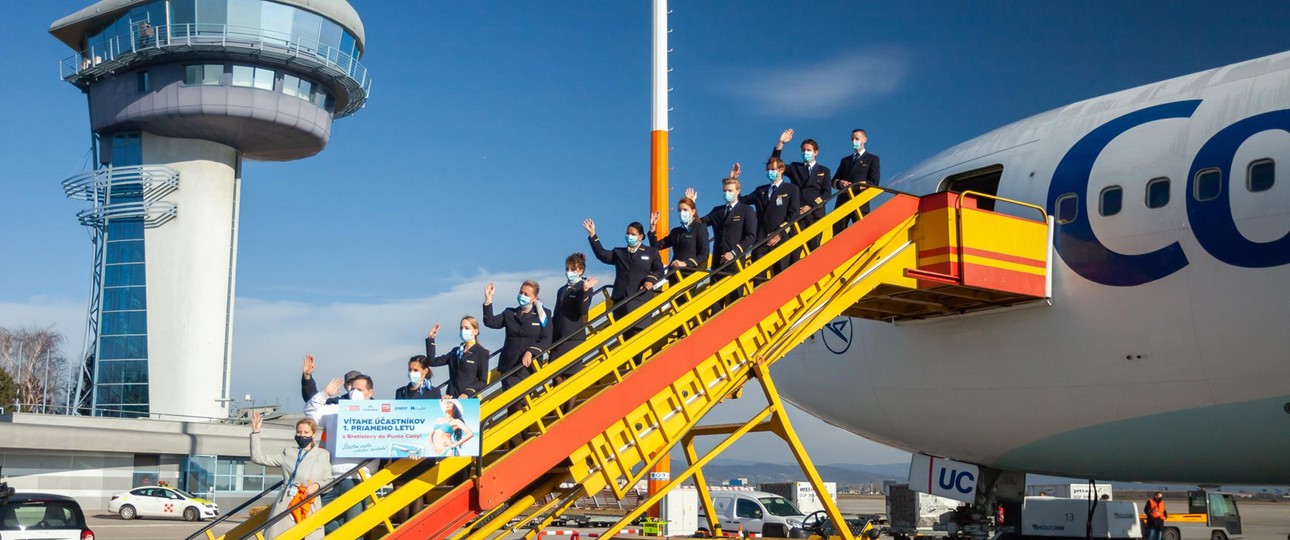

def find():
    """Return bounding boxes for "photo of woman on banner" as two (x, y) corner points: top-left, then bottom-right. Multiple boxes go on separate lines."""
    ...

(430, 399), (475, 457)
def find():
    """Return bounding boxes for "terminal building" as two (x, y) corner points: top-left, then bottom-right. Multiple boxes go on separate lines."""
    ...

(51, 0), (370, 420)
(0, 0), (371, 510)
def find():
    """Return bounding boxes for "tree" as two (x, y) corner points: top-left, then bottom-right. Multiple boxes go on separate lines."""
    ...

(0, 327), (69, 413)
(0, 366), (16, 411)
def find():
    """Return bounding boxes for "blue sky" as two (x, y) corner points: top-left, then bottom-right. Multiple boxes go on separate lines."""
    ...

(3, 1), (1290, 465)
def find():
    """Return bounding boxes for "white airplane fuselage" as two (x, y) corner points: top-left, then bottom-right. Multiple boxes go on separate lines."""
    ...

(774, 51), (1290, 485)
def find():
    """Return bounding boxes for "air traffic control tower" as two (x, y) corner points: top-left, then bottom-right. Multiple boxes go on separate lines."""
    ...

(51, 0), (370, 420)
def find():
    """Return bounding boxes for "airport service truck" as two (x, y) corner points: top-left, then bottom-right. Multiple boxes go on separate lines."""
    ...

(1140, 490), (1243, 540)
(886, 483), (963, 540)
(759, 482), (838, 515)
(1015, 496), (1141, 539)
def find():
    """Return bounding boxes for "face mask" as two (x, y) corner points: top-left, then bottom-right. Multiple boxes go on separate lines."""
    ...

(625, 234), (640, 247)
(852, 140), (863, 151)
(460, 328), (474, 342)
(566, 270), (581, 283)
(349, 389), (364, 401)
(723, 191), (736, 203)
(295, 435), (313, 449)
(517, 294), (531, 307)
(408, 371), (422, 385)
(679, 210), (693, 224)
(803, 151), (814, 162)
(767, 170), (780, 181)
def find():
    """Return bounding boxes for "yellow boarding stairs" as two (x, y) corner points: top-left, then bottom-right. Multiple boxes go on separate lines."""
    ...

(219, 187), (1050, 540)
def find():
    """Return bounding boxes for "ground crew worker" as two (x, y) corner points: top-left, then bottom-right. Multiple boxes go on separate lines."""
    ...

(649, 197), (711, 273)
(424, 316), (490, 398)
(1144, 491), (1168, 540)
(770, 128), (831, 251)
(747, 157), (802, 272)
(483, 280), (552, 390)
(584, 219), (664, 338)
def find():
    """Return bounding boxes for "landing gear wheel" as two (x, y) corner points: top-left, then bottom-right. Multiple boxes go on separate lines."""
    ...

(1164, 528), (1182, 540)
(118, 505), (136, 520)
(183, 506), (200, 521)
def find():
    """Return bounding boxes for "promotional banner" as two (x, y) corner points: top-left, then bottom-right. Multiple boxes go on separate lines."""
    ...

(335, 398), (481, 459)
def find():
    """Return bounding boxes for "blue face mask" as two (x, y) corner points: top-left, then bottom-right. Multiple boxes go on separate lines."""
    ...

(803, 150), (814, 162)
(460, 328), (474, 343)
(723, 191), (736, 203)
(625, 234), (640, 247)
(767, 170), (780, 181)
(566, 270), (581, 283)
(517, 294), (531, 307)
(852, 140), (863, 151)
(679, 210), (693, 224)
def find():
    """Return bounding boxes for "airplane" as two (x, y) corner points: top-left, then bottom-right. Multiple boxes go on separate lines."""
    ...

(774, 49), (1290, 487)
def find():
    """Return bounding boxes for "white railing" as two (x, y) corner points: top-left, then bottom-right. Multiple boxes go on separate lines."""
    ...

(59, 23), (371, 117)
(63, 165), (180, 228)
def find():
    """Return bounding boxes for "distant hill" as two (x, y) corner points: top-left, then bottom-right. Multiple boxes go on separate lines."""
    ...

(674, 459), (908, 487)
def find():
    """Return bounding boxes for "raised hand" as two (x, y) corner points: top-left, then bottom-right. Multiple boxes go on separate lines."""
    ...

(650, 211), (660, 227)
(484, 282), (495, 304)
(729, 162), (741, 178)
(685, 187), (698, 202)
(324, 377), (344, 397)
(583, 276), (599, 290)
(582, 218), (596, 237)
(428, 323), (440, 339)
(250, 411), (262, 433)
(778, 128), (794, 145)
(302, 354), (315, 378)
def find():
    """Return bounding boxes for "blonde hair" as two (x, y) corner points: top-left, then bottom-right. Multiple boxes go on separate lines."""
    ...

(722, 177), (741, 189)
(295, 418), (318, 434)
(461, 315), (480, 332)
(521, 280), (540, 296)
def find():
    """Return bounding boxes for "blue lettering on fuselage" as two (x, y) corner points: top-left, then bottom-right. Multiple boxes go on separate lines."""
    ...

(1049, 100), (1290, 286)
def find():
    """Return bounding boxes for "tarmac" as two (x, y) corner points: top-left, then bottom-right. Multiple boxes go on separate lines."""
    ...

(85, 496), (1290, 539)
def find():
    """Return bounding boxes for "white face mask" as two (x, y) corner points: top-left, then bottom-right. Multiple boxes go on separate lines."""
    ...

(408, 371), (422, 385)
(566, 270), (581, 283)
(460, 328), (474, 342)
(349, 389), (365, 401)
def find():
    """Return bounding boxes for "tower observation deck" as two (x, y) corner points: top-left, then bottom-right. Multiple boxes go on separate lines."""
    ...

(50, 0), (370, 420)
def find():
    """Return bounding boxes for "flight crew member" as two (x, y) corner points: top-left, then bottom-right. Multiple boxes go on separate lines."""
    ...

(483, 280), (552, 390)
(424, 316), (490, 398)
(770, 128), (831, 250)
(648, 197), (711, 273)
(551, 253), (599, 376)
(747, 157), (802, 272)
(1144, 492), (1168, 540)
(584, 219), (665, 337)
(396, 355), (442, 399)
(687, 177), (758, 271)
(832, 128), (881, 233)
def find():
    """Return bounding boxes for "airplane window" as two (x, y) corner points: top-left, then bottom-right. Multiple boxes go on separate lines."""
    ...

(1194, 168), (1222, 201)
(1099, 186), (1122, 216)
(1146, 177), (1170, 208)
(1248, 159), (1274, 192)
(1055, 193), (1078, 224)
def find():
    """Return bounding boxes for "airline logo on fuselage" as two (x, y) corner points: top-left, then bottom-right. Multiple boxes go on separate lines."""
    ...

(822, 318), (853, 354)
(1047, 100), (1290, 286)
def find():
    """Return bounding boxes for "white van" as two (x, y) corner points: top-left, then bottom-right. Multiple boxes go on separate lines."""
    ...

(697, 488), (806, 537)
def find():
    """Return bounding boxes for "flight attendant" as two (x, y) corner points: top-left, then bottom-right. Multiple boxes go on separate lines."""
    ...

(748, 157), (802, 272)
(584, 219), (664, 337)
(424, 316), (490, 398)
(649, 197), (711, 277)
(483, 281), (552, 390)
(551, 253), (599, 374)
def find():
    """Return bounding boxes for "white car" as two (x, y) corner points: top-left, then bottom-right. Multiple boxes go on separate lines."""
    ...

(0, 491), (95, 540)
(107, 486), (218, 521)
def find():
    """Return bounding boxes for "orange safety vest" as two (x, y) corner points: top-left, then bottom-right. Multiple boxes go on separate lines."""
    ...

(1146, 498), (1166, 520)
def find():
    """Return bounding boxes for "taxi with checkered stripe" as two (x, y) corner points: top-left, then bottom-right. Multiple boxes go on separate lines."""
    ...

(107, 486), (218, 521)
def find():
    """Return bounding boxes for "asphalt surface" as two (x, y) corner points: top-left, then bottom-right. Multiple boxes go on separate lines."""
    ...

(84, 498), (1290, 539)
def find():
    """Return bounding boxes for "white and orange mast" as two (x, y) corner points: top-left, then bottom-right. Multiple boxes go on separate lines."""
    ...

(646, 0), (671, 520)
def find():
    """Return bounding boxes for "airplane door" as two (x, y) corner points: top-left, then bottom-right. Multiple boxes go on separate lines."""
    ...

(939, 164), (1003, 211)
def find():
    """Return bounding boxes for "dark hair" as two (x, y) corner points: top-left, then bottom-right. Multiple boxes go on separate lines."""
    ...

(627, 222), (646, 236)
(801, 138), (819, 152)
(408, 355), (428, 370)
(852, 128), (867, 137)
(677, 197), (696, 211)
(352, 374), (373, 390)
(566, 252), (586, 271)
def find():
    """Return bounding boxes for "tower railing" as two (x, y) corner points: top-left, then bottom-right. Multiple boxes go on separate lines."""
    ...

(58, 23), (372, 117)
(63, 165), (180, 229)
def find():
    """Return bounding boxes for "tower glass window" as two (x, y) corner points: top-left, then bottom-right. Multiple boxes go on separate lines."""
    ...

(232, 65), (274, 90)
(95, 132), (150, 418)
(184, 64), (223, 85)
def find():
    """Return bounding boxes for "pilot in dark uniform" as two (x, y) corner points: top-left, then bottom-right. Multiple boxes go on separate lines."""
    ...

(832, 128), (881, 233)
(482, 280), (552, 390)
(649, 197), (710, 275)
(746, 157), (802, 272)
(694, 178), (758, 272)
(424, 316), (490, 398)
(585, 219), (664, 337)
(551, 253), (598, 375)
(770, 129), (831, 251)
